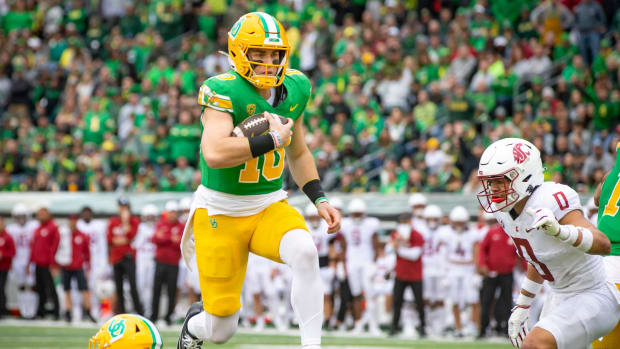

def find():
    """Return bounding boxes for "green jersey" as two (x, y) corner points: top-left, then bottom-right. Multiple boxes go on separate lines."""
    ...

(598, 142), (620, 256)
(197, 69), (311, 196)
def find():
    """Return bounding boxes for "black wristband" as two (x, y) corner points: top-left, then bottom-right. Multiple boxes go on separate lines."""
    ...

(248, 134), (276, 158)
(302, 179), (327, 206)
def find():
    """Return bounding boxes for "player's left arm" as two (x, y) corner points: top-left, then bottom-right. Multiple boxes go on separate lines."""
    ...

(286, 114), (341, 233)
(558, 210), (611, 255)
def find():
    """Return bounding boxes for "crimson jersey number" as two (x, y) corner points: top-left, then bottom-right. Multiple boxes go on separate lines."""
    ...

(513, 237), (555, 281)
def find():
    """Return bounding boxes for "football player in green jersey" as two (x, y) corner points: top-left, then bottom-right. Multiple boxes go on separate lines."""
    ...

(593, 141), (620, 349)
(177, 12), (341, 349)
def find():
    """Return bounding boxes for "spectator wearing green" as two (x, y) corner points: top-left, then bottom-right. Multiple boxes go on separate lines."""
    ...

(153, 0), (183, 40)
(178, 61), (197, 96)
(64, 0), (88, 35)
(120, 3), (144, 38)
(448, 83), (475, 122)
(81, 100), (115, 146)
(469, 5), (493, 52)
(580, 84), (620, 132)
(415, 52), (440, 85)
(592, 39), (612, 77)
(491, 67), (518, 109)
(562, 55), (588, 83)
(553, 32), (579, 63)
(171, 157), (194, 190)
(413, 90), (437, 132)
(515, 6), (538, 39)
(169, 110), (201, 165)
(197, 3), (218, 40)
(145, 57), (175, 86)
(1, 1), (33, 33)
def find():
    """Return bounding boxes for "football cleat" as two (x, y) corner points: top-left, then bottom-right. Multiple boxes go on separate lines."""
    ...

(177, 301), (204, 349)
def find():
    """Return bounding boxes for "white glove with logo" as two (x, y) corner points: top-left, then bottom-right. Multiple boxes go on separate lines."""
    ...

(508, 305), (530, 348)
(526, 207), (560, 237)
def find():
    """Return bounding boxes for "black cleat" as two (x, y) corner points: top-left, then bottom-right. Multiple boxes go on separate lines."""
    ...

(177, 301), (204, 349)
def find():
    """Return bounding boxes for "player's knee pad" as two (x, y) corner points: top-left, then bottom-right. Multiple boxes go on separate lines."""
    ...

(210, 312), (239, 344)
(280, 229), (318, 270)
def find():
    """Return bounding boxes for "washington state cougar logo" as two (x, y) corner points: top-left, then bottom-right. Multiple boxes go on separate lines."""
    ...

(513, 143), (530, 164)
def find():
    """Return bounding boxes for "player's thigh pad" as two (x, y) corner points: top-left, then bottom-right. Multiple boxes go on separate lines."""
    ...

(537, 285), (620, 349)
(320, 267), (334, 295)
(592, 280), (620, 349)
(347, 263), (364, 297)
(194, 208), (255, 316)
(249, 200), (308, 263)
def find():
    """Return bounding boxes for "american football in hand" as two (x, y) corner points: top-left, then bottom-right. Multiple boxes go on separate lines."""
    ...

(230, 112), (289, 137)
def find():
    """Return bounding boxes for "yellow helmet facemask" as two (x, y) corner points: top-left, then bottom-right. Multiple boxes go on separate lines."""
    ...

(89, 314), (163, 349)
(227, 12), (290, 89)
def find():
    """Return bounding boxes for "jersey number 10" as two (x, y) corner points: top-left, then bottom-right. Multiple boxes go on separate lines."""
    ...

(239, 148), (286, 183)
(603, 174), (620, 217)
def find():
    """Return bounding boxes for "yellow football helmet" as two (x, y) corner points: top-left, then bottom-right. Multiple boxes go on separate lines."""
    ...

(89, 314), (163, 349)
(228, 12), (290, 89)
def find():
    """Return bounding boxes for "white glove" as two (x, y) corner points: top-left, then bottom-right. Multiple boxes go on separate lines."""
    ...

(181, 227), (196, 271)
(508, 306), (530, 348)
(526, 207), (560, 237)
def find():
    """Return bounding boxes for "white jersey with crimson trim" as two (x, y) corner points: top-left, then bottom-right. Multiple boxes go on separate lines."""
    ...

(493, 182), (606, 294)
(77, 219), (109, 272)
(340, 216), (380, 265)
(444, 228), (478, 265)
(309, 220), (332, 258)
(418, 224), (448, 277)
(6, 221), (38, 269)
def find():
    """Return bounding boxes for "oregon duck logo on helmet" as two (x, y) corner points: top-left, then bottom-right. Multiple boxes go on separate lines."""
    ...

(227, 12), (290, 89)
(89, 314), (163, 349)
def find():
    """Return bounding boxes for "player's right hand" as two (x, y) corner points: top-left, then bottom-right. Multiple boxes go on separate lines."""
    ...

(318, 202), (341, 234)
(526, 207), (560, 237)
(266, 112), (293, 147)
(508, 305), (530, 348)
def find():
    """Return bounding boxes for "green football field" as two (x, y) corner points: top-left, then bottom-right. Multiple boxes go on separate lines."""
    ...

(0, 323), (513, 349)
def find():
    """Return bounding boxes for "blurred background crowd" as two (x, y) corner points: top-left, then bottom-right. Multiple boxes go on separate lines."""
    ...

(0, 0), (619, 195)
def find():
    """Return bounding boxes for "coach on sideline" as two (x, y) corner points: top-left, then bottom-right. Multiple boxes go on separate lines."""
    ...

(107, 197), (143, 315)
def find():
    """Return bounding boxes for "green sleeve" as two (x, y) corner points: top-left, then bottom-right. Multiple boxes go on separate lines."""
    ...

(197, 75), (235, 115)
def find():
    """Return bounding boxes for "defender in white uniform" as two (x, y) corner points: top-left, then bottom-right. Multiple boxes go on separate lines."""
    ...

(477, 138), (620, 349)
(445, 206), (479, 336)
(6, 203), (38, 318)
(340, 198), (380, 331)
(77, 206), (109, 319)
(409, 193), (428, 232)
(134, 204), (158, 317)
(419, 204), (449, 335)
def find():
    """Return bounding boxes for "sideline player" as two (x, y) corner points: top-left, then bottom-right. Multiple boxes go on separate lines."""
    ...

(477, 138), (620, 349)
(178, 12), (340, 349)
(592, 140), (620, 349)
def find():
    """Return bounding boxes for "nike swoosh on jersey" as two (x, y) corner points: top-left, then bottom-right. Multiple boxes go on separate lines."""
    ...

(525, 228), (535, 233)
(289, 104), (298, 111)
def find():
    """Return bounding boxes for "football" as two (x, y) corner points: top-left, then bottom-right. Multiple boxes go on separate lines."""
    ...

(231, 112), (290, 137)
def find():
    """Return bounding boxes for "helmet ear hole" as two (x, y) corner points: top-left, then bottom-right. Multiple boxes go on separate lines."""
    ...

(523, 174), (532, 182)
(136, 324), (141, 332)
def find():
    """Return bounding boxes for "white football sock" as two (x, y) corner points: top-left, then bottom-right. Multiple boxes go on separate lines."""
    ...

(279, 229), (323, 347)
(188, 310), (239, 344)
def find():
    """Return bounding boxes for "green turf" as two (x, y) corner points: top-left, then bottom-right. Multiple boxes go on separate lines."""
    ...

(0, 325), (513, 348)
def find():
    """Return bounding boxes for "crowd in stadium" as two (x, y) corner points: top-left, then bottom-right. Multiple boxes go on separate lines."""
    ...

(0, 0), (619, 195)
(5, 194), (599, 338)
